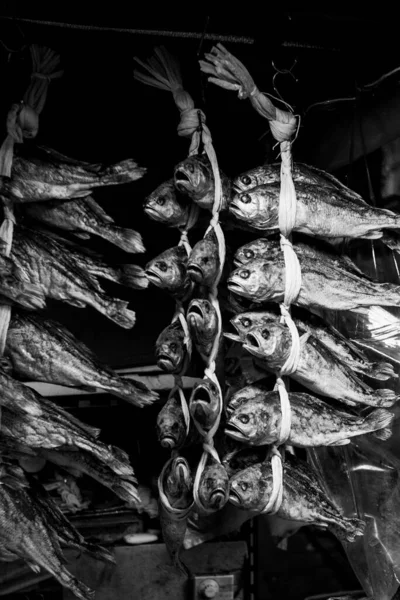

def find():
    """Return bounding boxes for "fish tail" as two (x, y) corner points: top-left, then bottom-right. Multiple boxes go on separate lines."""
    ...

(102, 298), (136, 329)
(56, 568), (95, 600)
(365, 408), (394, 440)
(99, 159), (147, 185)
(81, 541), (116, 564)
(10, 282), (47, 310)
(368, 361), (398, 381)
(374, 389), (398, 407)
(331, 516), (366, 542)
(103, 376), (159, 408)
(103, 225), (145, 254)
(118, 264), (149, 289)
(82, 439), (136, 479)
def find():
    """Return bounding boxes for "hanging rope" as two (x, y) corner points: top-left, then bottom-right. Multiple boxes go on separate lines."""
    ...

(200, 43), (302, 515)
(0, 44), (62, 361)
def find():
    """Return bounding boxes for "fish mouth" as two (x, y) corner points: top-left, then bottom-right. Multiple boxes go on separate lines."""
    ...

(193, 385), (211, 403)
(144, 205), (162, 219)
(156, 354), (175, 372)
(229, 488), (242, 505)
(145, 269), (164, 286)
(225, 423), (247, 441)
(187, 264), (204, 283)
(227, 280), (245, 296)
(160, 435), (177, 449)
(246, 333), (261, 349)
(187, 304), (204, 319)
(174, 169), (193, 190)
(233, 257), (245, 268)
(229, 201), (244, 217)
(210, 489), (228, 508)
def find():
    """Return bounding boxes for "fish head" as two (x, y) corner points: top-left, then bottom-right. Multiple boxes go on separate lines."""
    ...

(229, 464), (267, 510)
(229, 186), (279, 230)
(234, 238), (279, 267)
(144, 180), (189, 227)
(156, 396), (187, 449)
(166, 457), (193, 500)
(244, 323), (290, 370)
(189, 377), (221, 430)
(187, 299), (218, 346)
(145, 246), (188, 292)
(228, 261), (277, 303)
(226, 311), (278, 343)
(198, 463), (230, 511)
(174, 154), (212, 198)
(227, 385), (267, 415)
(187, 230), (220, 286)
(225, 399), (277, 445)
(233, 165), (278, 191)
(155, 321), (186, 373)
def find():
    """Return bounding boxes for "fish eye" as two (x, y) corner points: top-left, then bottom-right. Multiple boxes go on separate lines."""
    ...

(241, 318), (252, 328)
(240, 193), (252, 204)
(244, 250), (254, 259)
(158, 261), (168, 272)
(240, 270), (250, 279)
(240, 175), (252, 186)
(238, 414), (250, 424)
(169, 343), (177, 352)
(261, 329), (270, 339)
(240, 482), (248, 492)
(156, 196), (166, 206)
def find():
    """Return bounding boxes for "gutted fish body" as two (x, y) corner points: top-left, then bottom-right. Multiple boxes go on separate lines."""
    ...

(174, 154), (231, 211)
(225, 387), (394, 446)
(229, 182), (400, 240)
(229, 455), (365, 542)
(144, 179), (191, 228)
(4, 148), (146, 202)
(243, 322), (398, 408)
(5, 312), (158, 408)
(11, 226), (136, 329)
(23, 195), (145, 253)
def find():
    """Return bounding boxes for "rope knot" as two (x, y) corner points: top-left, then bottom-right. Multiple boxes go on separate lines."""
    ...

(177, 107), (206, 139)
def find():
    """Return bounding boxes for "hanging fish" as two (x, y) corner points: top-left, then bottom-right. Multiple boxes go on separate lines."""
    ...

(159, 456), (193, 575)
(225, 386), (394, 446)
(227, 310), (397, 382)
(197, 459), (230, 512)
(145, 245), (192, 299)
(229, 454), (365, 543)
(156, 393), (188, 450)
(144, 179), (192, 228)
(189, 377), (222, 430)
(5, 312), (158, 408)
(174, 154), (231, 211)
(187, 228), (221, 287)
(233, 162), (363, 203)
(23, 195), (145, 253)
(187, 298), (219, 359)
(243, 321), (399, 408)
(228, 246), (400, 312)
(155, 319), (190, 374)
(229, 182), (400, 240)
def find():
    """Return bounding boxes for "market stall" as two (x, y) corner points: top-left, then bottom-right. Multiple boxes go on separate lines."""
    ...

(0, 9), (399, 600)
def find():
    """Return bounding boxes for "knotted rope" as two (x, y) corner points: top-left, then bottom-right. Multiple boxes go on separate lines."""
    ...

(0, 44), (62, 361)
(200, 44), (302, 515)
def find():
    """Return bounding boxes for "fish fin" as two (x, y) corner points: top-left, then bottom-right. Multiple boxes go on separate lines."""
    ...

(366, 408), (394, 439)
(118, 264), (149, 289)
(100, 159), (147, 185)
(13, 286), (47, 311)
(104, 227), (145, 254)
(70, 190), (93, 199)
(333, 439), (351, 446)
(360, 231), (384, 240)
(84, 196), (115, 223)
(27, 561), (41, 574)
(105, 301), (136, 329)
(73, 231), (92, 240)
(81, 542), (115, 564)
(107, 377), (159, 408)
(368, 361), (398, 381)
(66, 298), (87, 308)
(375, 389), (398, 407)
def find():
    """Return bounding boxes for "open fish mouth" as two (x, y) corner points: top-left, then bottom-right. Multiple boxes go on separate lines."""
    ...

(227, 280), (246, 295)
(160, 435), (178, 449)
(234, 257), (245, 267)
(229, 202), (245, 217)
(145, 269), (164, 286)
(187, 303), (204, 319)
(156, 354), (176, 372)
(174, 169), (193, 190)
(225, 423), (247, 441)
(229, 488), (242, 505)
(187, 264), (204, 283)
(210, 489), (228, 507)
(243, 334), (265, 359)
(193, 385), (211, 403)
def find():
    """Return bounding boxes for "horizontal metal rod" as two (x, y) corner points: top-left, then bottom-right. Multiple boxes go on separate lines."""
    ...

(0, 16), (341, 50)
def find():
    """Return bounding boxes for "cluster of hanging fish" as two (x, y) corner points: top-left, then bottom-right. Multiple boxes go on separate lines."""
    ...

(144, 135), (400, 570)
(0, 144), (160, 599)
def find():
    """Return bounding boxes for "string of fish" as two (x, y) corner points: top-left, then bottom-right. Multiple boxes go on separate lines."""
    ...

(0, 44), (62, 361)
(198, 44), (304, 514)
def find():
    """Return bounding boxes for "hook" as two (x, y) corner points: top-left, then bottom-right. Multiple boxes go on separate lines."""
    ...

(271, 58), (298, 104)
